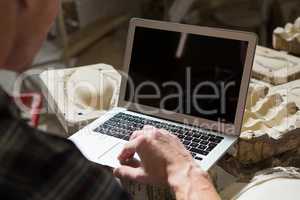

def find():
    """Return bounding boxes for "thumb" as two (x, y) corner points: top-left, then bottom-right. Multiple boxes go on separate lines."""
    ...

(113, 166), (148, 183)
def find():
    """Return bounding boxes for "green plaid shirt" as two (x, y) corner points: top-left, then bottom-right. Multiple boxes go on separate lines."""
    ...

(0, 88), (129, 200)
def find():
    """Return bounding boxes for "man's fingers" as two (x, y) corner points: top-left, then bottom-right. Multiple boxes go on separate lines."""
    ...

(159, 128), (178, 139)
(158, 128), (171, 135)
(113, 166), (147, 183)
(130, 126), (156, 141)
(118, 136), (144, 161)
(121, 127), (156, 163)
(143, 125), (156, 130)
(130, 130), (144, 141)
(120, 157), (142, 168)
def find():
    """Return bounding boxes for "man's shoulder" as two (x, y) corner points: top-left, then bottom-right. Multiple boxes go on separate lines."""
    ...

(0, 118), (75, 155)
(0, 88), (129, 200)
(0, 120), (129, 200)
(0, 118), (79, 173)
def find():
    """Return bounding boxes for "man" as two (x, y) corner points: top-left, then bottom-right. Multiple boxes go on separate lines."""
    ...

(0, 1), (220, 200)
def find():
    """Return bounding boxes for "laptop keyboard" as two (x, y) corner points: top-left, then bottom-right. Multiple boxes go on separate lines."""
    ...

(94, 113), (224, 160)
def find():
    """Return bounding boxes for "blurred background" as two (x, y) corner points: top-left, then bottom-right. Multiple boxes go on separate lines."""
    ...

(32, 0), (300, 71)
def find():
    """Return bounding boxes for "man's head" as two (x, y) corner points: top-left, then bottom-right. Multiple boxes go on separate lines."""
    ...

(0, 0), (59, 72)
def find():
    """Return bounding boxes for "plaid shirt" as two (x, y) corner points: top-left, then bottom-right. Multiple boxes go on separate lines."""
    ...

(0, 88), (129, 200)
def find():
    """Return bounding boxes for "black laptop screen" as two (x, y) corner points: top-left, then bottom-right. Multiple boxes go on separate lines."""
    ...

(124, 27), (248, 124)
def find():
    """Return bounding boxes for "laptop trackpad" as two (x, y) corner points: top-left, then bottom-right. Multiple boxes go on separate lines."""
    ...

(97, 141), (140, 169)
(70, 133), (118, 163)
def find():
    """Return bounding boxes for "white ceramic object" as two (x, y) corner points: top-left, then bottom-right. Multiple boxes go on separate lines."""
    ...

(273, 17), (300, 55)
(40, 63), (121, 135)
(232, 167), (300, 200)
(242, 84), (299, 140)
(252, 46), (300, 85)
(236, 80), (300, 164)
(66, 68), (115, 110)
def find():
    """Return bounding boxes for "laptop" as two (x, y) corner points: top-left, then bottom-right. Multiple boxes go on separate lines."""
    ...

(69, 18), (257, 171)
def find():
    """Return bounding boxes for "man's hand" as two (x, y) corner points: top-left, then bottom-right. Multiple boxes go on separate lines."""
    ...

(113, 126), (221, 200)
(113, 125), (199, 185)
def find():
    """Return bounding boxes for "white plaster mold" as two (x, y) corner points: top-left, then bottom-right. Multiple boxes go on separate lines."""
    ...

(237, 80), (300, 164)
(252, 46), (300, 85)
(273, 17), (300, 55)
(40, 64), (121, 134)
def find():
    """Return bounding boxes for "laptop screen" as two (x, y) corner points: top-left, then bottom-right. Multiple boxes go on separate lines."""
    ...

(125, 26), (248, 124)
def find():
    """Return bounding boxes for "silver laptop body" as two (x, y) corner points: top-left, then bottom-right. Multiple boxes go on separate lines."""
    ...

(69, 18), (257, 171)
